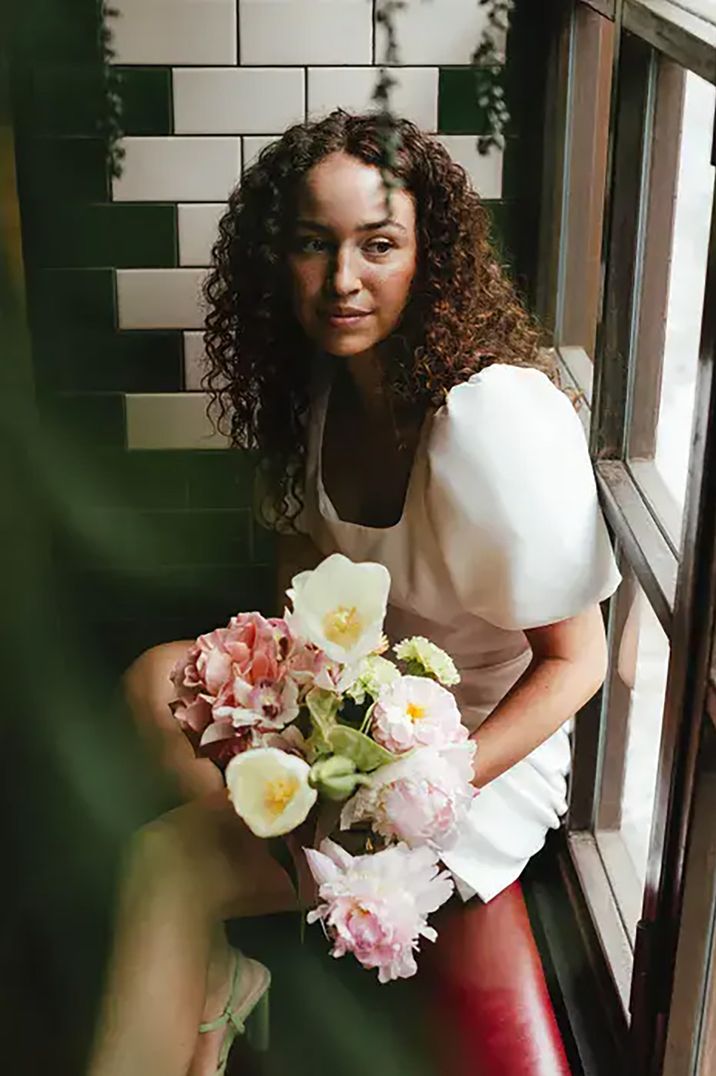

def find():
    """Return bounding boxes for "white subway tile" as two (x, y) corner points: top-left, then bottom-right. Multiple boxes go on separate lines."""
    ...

(111, 0), (237, 65)
(112, 138), (241, 203)
(308, 67), (438, 132)
(117, 269), (208, 330)
(240, 0), (372, 65)
(375, 0), (501, 65)
(243, 135), (281, 170)
(436, 136), (503, 199)
(126, 393), (228, 450)
(173, 68), (304, 135)
(184, 331), (207, 390)
(178, 204), (226, 266)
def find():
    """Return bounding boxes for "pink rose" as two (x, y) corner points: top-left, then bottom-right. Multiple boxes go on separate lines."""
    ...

(304, 839), (454, 982)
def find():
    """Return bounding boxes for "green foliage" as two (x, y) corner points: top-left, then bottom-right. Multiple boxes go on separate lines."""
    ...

(98, 2), (125, 178)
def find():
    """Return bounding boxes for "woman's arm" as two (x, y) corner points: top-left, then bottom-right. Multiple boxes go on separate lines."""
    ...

(471, 603), (608, 788)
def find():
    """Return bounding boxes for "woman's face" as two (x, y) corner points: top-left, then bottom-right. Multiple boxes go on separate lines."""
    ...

(287, 151), (418, 358)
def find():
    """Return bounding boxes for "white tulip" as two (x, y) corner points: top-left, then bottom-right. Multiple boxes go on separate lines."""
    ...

(225, 748), (317, 838)
(286, 553), (390, 666)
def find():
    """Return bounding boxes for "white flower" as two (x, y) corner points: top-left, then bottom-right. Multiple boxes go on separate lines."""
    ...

(345, 654), (401, 705)
(286, 553), (390, 666)
(225, 747), (317, 837)
(394, 636), (460, 687)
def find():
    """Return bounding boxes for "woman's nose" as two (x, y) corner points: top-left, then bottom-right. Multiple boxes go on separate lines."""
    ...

(328, 247), (361, 297)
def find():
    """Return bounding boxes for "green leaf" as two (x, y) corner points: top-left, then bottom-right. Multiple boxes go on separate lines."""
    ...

(327, 726), (401, 773)
(305, 687), (340, 739)
(267, 836), (299, 898)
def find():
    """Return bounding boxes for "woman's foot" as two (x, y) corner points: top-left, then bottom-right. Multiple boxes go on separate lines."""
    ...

(187, 932), (234, 1076)
(188, 932), (270, 1076)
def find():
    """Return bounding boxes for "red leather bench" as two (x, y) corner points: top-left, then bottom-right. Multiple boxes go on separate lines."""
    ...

(230, 878), (571, 1076)
(422, 880), (572, 1076)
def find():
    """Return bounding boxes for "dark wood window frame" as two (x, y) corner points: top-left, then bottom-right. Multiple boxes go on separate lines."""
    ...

(537, 1), (716, 1072)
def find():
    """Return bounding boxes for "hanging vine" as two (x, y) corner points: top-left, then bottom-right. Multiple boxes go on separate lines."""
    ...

(372, 1), (407, 194)
(472, 0), (514, 155)
(98, 1), (125, 179)
(373, 0), (515, 161)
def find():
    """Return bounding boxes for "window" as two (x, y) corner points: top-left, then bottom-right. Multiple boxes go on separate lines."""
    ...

(627, 68), (715, 549)
(539, 1), (716, 1070)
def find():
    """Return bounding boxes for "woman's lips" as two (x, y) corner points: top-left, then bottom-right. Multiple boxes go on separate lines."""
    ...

(325, 310), (373, 328)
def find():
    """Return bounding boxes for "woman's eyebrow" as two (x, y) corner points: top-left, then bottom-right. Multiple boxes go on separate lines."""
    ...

(295, 218), (407, 234)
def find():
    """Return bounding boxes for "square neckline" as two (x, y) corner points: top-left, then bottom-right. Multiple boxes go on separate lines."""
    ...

(315, 364), (433, 533)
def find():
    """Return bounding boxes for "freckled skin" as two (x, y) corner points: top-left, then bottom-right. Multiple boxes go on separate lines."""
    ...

(287, 152), (418, 360)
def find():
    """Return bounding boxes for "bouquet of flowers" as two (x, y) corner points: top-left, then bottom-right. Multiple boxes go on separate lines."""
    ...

(170, 553), (477, 982)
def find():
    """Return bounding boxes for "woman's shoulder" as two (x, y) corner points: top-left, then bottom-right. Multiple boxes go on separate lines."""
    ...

(429, 361), (580, 462)
(440, 360), (566, 412)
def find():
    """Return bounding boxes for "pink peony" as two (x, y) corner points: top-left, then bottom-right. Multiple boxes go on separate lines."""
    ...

(371, 675), (467, 753)
(340, 744), (477, 850)
(304, 838), (454, 982)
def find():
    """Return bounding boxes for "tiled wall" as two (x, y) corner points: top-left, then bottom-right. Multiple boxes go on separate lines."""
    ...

(11, 0), (548, 672)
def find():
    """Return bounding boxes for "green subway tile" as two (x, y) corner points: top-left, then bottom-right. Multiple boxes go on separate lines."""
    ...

(127, 509), (251, 569)
(16, 138), (109, 203)
(24, 66), (172, 138)
(115, 67), (173, 136)
(12, 0), (102, 64)
(40, 392), (126, 449)
(91, 450), (190, 510)
(24, 65), (106, 137)
(28, 203), (178, 269)
(438, 68), (494, 136)
(68, 564), (273, 623)
(185, 451), (256, 509)
(32, 329), (183, 393)
(438, 66), (520, 137)
(27, 268), (115, 333)
(251, 518), (277, 564)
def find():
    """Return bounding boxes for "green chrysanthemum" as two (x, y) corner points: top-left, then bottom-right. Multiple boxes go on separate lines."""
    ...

(393, 636), (461, 687)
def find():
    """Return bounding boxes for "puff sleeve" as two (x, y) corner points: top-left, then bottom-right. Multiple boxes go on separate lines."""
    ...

(426, 364), (621, 631)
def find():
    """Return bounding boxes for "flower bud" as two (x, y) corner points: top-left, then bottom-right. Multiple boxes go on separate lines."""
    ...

(309, 755), (371, 802)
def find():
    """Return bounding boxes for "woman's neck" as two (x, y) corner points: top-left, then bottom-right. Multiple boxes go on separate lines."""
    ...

(344, 346), (391, 419)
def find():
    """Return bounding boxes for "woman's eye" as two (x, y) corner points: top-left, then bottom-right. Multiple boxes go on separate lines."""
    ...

(364, 239), (394, 256)
(296, 236), (328, 254)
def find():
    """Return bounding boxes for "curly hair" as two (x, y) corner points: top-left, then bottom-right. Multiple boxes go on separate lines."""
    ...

(203, 109), (558, 531)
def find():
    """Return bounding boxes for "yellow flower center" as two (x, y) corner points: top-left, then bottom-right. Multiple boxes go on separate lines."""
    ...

(263, 776), (299, 817)
(406, 702), (426, 721)
(323, 605), (363, 648)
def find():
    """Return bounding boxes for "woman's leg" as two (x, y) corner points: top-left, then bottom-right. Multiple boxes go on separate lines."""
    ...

(88, 791), (296, 1076)
(89, 642), (296, 1076)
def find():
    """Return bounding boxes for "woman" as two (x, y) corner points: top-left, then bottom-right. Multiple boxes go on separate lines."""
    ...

(89, 110), (620, 1075)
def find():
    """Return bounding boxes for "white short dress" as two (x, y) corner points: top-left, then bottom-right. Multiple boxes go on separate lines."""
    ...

(299, 359), (622, 902)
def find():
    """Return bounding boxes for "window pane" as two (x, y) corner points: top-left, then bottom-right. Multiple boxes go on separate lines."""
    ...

(629, 70), (715, 548)
(595, 568), (669, 940)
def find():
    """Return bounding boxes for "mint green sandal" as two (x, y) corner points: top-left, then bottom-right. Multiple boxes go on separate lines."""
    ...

(199, 950), (271, 1074)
